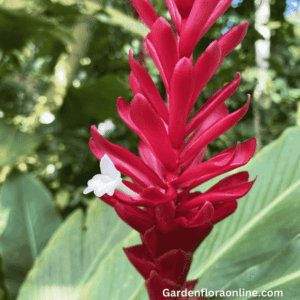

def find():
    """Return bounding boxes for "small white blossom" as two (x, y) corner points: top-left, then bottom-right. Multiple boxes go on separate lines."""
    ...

(83, 154), (137, 197)
(40, 112), (55, 124)
(97, 119), (115, 136)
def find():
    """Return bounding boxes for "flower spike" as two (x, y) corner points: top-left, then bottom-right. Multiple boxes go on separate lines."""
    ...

(85, 0), (256, 298)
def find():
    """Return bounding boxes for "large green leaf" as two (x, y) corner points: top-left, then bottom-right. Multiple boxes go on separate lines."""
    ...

(187, 126), (300, 292)
(213, 234), (300, 300)
(16, 199), (142, 300)
(0, 121), (41, 167)
(0, 173), (62, 298)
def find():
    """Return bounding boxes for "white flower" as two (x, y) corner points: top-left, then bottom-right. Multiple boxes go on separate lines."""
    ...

(97, 119), (115, 136)
(83, 154), (137, 197)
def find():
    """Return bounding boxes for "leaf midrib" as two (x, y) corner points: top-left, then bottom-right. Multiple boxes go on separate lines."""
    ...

(20, 177), (38, 260)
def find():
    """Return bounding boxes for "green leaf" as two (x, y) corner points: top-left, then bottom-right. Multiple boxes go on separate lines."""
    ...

(0, 173), (62, 298)
(52, 0), (149, 37)
(212, 234), (300, 300)
(0, 208), (9, 238)
(17, 199), (143, 300)
(187, 126), (300, 292)
(97, 7), (149, 37)
(0, 203), (10, 300)
(0, 0), (48, 13)
(60, 74), (131, 126)
(0, 7), (72, 52)
(0, 255), (11, 300)
(0, 120), (41, 167)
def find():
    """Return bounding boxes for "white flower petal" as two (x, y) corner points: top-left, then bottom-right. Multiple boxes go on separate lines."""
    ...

(87, 175), (103, 187)
(100, 154), (120, 179)
(83, 187), (93, 194)
(84, 171), (122, 197)
(84, 154), (137, 198)
(93, 186), (108, 197)
(95, 177), (121, 196)
(98, 120), (115, 136)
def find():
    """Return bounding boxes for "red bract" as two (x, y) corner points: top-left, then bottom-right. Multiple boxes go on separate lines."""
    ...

(86, 0), (256, 299)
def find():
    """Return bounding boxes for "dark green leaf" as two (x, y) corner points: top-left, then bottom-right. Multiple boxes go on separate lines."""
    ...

(60, 74), (130, 126)
(0, 7), (72, 52)
(0, 255), (11, 300)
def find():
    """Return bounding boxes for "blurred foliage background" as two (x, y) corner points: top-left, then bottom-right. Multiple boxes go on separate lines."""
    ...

(0, 0), (300, 298)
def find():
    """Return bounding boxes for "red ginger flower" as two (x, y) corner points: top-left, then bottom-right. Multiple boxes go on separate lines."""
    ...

(85, 0), (256, 299)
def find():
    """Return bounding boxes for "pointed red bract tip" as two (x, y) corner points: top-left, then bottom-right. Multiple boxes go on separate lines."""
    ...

(132, 0), (158, 28)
